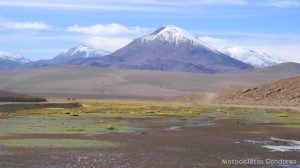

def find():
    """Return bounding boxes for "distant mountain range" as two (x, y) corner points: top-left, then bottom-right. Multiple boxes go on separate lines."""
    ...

(0, 25), (291, 73)
(220, 46), (286, 68)
(51, 45), (111, 64)
(24, 45), (111, 67)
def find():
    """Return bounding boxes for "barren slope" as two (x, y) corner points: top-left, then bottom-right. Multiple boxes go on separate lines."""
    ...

(215, 76), (300, 106)
(0, 63), (299, 100)
(0, 90), (47, 102)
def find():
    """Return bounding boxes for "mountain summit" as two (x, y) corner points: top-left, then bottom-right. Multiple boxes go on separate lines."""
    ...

(140, 25), (215, 49)
(79, 25), (252, 73)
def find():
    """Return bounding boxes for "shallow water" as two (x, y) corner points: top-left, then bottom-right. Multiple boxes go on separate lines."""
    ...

(165, 126), (181, 131)
(262, 137), (300, 152)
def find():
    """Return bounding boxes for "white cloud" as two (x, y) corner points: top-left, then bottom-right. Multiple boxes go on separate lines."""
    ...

(0, 0), (246, 12)
(199, 36), (229, 49)
(85, 36), (132, 51)
(193, 0), (246, 4)
(0, 1), (166, 11)
(3, 22), (50, 30)
(66, 23), (149, 35)
(67, 23), (150, 51)
(269, 0), (300, 7)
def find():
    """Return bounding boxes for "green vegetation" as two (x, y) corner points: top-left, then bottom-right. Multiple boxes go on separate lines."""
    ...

(0, 139), (121, 148)
(0, 114), (133, 134)
(276, 113), (289, 117)
(0, 99), (299, 136)
(267, 140), (289, 146)
(107, 125), (116, 130)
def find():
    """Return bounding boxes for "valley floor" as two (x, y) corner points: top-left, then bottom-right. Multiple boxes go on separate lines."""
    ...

(0, 100), (299, 168)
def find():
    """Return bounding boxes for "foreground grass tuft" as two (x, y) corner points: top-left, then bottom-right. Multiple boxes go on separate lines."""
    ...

(107, 125), (116, 130)
(276, 113), (289, 117)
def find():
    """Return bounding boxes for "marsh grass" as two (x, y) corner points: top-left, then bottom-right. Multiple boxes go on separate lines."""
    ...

(276, 113), (289, 117)
(107, 125), (116, 130)
(1, 99), (299, 134)
(0, 114), (133, 134)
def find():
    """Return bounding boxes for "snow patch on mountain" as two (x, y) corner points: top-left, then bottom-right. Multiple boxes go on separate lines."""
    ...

(0, 51), (30, 63)
(220, 46), (286, 68)
(140, 25), (217, 51)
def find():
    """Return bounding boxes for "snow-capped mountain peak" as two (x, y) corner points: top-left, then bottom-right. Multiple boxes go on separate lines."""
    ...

(140, 25), (217, 51)
(69, 45), (91, 55)
(220, 46), (286, 68)
(62, 45), (111, 58)
(49, 45), (112, 65)
(58, 45), (111, 59)
(0, 51), (30, 63)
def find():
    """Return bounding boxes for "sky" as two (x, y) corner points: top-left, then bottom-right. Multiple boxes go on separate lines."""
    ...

(0, 0), (299, 62)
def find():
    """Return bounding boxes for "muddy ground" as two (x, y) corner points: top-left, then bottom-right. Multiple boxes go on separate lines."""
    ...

(0, 101), (299, 168)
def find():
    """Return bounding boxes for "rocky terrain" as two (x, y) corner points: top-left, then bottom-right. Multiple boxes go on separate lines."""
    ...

(171, 75), (300, 108)
(215, 76), (300, 106)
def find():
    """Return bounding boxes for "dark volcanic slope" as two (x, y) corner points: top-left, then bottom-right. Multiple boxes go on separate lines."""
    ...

(216, 76), (300, 106)
(0, 90), (47, 102)
(77, 25), (252, 73)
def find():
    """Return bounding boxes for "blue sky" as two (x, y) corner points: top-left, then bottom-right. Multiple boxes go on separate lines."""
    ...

(0, 0), (299, 62)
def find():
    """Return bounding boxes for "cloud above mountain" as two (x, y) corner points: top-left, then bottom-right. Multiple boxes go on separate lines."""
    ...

(84, 37), (132, 52)
(66, 23), (149, 36)
(0, 17), (50, 30)
(269, 0), (300, 7)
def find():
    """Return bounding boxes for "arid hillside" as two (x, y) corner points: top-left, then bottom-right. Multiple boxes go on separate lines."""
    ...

(215, 76), (300, 106)
(0, 90), (47, 102)
(0, 63), (299, 100)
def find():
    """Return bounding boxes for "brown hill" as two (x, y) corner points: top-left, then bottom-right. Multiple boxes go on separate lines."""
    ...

(0, 90), (47, 102)
(0, 63), (299, 101)
(215, 76), (300, 106)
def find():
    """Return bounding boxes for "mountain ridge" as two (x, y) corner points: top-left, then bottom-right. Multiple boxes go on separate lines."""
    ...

(220, 46), (286, 68)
